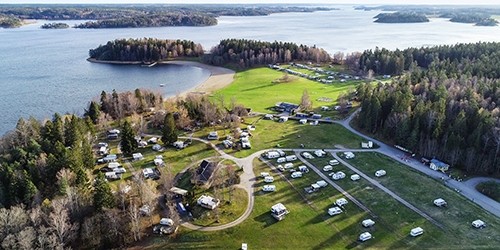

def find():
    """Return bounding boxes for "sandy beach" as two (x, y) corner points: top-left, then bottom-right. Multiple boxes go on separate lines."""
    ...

(161, 61), (236, 98)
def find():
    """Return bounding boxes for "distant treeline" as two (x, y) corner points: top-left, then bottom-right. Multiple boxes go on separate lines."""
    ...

(0, 5), (335, 28)
(374, 12), (429, 23)
(356, 42), (500, 175)
(203, 39), (331, 67)
(74, 14), (217, 28)
(88, 38), (204, 62)
(359, 42), (500, 78)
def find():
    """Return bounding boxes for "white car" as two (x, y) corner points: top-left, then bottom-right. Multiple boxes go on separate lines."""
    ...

(302, 152), (314, 159)
(350, 174), (361, 181)
(329, 159), (340, 165)
(375, 170), (386, 177)
(328, 207), (343, 216)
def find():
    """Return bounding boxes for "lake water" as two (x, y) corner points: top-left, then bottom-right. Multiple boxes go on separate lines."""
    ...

(1, 6), (499, 135)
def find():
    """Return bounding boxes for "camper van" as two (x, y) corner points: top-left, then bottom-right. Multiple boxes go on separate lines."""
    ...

(291, 171), (303, 178)
(433, 198), (447, 207)
(266, 151), (280, 159)
(375, 170), (386, 177)
(350, 174), (361, 181)
(316, 180), (327, 188)
(328, 207), (342, 216)
(410, 227), (424, 237)
(264, 176), (274, 183)
(277, 157), (287, 163)
(362, 219), (375, 228)
(323, 165), (333, 172)
(332, 171), (346, 180)
(298, 165), (309, 173)
(336, 198), (348, 206)
(472, 219), (486, 229)
(359, 232), (372, 242)
(261, 172), (270, 178)
(284, 163), (294, 169)
(314, 150), (326, 157)
(302, 152), (314, 159)
(262, 185), (276, 192)
(285, 155), (297, 162)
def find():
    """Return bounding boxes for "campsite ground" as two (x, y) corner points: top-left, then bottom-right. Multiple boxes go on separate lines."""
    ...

(127, 65), (500, 249)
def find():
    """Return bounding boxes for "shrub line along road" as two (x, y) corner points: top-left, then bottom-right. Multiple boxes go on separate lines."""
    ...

(144, 108), (499, 232)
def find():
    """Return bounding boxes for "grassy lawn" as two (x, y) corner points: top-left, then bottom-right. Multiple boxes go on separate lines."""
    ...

(215, 67), (361, 114)
(190, 187), (248, 227)
(476, 181), (500, 202)
(193, 116), (365, 158)
(130, 140), (218, 174)
(145, 156), (464, 249)
(348, 152), (500, 248)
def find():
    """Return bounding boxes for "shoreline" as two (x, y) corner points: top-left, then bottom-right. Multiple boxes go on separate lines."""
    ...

(87, 58), (235, 99)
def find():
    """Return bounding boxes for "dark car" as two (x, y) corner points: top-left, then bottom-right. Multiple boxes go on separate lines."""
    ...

(100, 167), (112, 172)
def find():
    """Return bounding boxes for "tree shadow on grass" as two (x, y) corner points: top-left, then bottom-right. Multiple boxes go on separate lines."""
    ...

(253, 211), (277, 228)
(241, 83), (275, 92)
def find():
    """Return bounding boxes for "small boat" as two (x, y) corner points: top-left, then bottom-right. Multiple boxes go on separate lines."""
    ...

(159, 84), (165, 87)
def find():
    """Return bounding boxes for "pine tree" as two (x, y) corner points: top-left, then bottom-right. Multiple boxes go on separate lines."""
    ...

(162, 113), (178, 146)
(93, 173), (115, 211)
(120, 121), (137, 156)
(85, 101), (101, 124)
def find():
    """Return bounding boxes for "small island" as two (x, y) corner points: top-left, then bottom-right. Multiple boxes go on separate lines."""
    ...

(374, 12), (429, 23)
(41, 22), (69, 29)
(442, 13), (499, 26)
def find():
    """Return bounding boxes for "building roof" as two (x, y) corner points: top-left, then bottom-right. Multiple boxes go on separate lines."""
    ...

(197, 160), (217, 184)
(430, 159), (449, 168)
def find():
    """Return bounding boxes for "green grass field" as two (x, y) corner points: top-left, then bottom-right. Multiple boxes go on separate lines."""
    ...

(347, 152), (500, 248)
(215, 67), (361, 114)
(193, 116), (365, 158)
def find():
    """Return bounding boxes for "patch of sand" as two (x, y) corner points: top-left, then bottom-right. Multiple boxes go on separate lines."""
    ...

(161, 61), (235, 99)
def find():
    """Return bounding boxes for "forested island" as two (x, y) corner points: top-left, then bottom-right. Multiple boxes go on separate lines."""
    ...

(0, 5), (335, 29)
(0, 14), (22, 28)
(358, 5), (500, 26)
(374, 12), (429, 23)
(356, 42), (500, 175)
(88, 38), (204, 62)
(41, 22), (69, 29)
(88, 38), (331, 68)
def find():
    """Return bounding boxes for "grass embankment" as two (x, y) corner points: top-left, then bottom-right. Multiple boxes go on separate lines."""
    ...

(215, 67), (361, 116)
(348, 152), (500, 248)
(476, 181), (500, 202)
(193, 116), (364, 158)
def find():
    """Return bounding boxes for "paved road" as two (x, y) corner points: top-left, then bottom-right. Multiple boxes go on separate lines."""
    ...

(334, 110), (500, 218)
(331, 152), (443, 228)
(295, 152), (377, 218)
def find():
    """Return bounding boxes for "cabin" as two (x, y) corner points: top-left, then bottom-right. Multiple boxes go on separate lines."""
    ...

(196, 160), (217, 185)
(197, 195), (220, 210)
(430, 159), (449, 172)
(271, 203), (289, 221)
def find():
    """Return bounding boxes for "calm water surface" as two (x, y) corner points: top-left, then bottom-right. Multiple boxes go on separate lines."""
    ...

(0, 6), (499, 135)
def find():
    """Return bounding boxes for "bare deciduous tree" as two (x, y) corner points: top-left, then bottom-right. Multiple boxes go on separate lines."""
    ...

(300, 89), (312, 111)
(47, 198), (78, 246)
(128, 202), (142, 242)
(17, 226), (36, 250)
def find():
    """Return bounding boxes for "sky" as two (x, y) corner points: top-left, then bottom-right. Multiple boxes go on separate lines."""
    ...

(0, 0), (498, 5)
